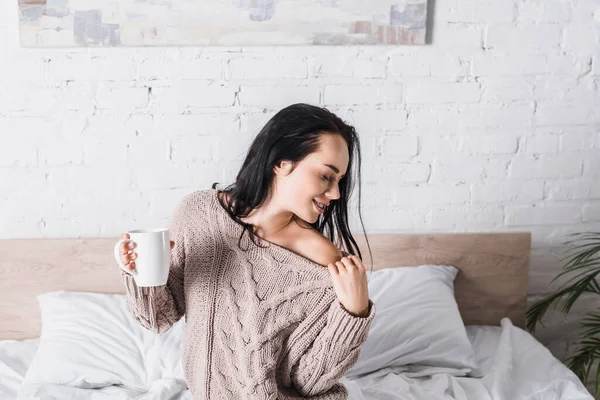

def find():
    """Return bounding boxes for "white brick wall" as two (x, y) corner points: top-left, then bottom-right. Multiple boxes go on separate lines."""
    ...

(1, 0), (600, 386)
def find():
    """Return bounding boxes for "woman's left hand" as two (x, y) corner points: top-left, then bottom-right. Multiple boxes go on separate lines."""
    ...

(327, 256), (370, 317)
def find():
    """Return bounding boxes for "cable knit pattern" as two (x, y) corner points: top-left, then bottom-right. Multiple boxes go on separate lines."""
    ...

(120, 188), (375, 399)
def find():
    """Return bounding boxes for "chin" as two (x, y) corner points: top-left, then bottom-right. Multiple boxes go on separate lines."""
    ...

(297, 210), (318, 224)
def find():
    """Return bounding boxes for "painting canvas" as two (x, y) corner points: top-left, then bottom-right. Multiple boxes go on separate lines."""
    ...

(18, 0), (428, 47)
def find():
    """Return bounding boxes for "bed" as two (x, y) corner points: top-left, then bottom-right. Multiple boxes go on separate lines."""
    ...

(0, 232), (593, 399)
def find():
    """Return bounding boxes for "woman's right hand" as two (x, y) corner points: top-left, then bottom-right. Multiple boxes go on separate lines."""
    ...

(118, 233), (175, 273)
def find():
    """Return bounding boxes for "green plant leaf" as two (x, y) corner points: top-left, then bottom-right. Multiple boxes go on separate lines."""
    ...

(527, 232), (600, 332)
(551, 260), (600, 288)
(566, 334), (600, 394)
(580, 313), (600, 339)
(528, 231), (600, 393)
(526, 284), (582, 332)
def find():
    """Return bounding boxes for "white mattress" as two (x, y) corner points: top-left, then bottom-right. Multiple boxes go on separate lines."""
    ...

(1, 319), (593, 400)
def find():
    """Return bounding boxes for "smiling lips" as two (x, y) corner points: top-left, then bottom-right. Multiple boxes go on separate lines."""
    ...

(313, 199), (328, 214)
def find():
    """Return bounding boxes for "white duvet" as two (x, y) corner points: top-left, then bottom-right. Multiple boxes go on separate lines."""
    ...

(1, 319), (592, 400)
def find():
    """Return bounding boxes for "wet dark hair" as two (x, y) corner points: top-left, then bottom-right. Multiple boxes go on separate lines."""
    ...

(212, 103), (372, 269)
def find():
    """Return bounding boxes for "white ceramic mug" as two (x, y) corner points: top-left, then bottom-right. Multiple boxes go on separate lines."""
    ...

(113, 228), (170, 287)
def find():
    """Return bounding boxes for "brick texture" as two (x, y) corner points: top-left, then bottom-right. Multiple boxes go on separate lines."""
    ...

(1, 0), (599, 391)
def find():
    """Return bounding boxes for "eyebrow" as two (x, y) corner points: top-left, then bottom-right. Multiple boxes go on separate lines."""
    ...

(324, 164), (345, 177)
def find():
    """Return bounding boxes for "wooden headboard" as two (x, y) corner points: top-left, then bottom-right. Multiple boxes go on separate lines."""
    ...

(0, 232), (531, 340)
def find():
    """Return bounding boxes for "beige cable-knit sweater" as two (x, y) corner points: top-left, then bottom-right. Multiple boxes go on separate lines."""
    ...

(120, 188), (375, 399)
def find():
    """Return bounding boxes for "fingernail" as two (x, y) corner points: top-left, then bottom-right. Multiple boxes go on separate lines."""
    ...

(129, 243), (134, 248)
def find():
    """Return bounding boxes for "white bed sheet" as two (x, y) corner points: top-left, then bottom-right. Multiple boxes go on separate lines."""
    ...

(1, 318), (593, 400)
(0, 338), (38, 400)
(342, 318), (592, 400)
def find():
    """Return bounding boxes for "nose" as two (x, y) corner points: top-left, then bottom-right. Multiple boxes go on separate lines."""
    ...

(326, 183), (341, 201)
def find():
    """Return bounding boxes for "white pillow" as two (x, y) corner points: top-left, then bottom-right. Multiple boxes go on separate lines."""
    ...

(345, 265), (478, 378)
(20, 291), (185, 392)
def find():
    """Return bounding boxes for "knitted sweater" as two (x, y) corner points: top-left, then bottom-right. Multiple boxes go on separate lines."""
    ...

(120, 188), (375, 399)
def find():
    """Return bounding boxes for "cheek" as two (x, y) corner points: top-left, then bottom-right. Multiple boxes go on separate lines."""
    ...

(289, 173), (316, 189)
(303, 177), (325, 195)
(283, 178), (320, 203)
(279, 170), (324, 197)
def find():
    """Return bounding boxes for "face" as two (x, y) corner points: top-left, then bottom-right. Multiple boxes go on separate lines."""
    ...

(273, 133), (349, 224)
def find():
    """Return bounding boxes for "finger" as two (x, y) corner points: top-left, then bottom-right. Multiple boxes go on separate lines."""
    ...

(328, 263), (339, 275)
(335, 261), (347, 273)
(119, 233), (130, 240)
(340, 256), (355, 269)
(125, 242), (136, 254)
(349, 255), (365, 270)
(129, 262), (136, 270)
(121, 241), (135, 254)
(348, 255), (364, 267)
(170, 240), (175, 249)
(340, 258), (357, 275)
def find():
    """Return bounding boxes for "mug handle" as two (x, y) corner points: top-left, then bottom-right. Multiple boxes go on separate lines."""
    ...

(114, 239), (138, 277)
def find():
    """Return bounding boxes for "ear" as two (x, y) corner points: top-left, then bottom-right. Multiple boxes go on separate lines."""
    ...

(274, 160), (292, 176)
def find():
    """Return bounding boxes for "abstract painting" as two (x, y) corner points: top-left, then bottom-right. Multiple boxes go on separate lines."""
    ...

(18, 0), (428, 47)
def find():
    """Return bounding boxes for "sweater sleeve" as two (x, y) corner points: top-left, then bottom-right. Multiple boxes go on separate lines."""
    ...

(119, 195), (190, 334)
(290, 298), (375, 397)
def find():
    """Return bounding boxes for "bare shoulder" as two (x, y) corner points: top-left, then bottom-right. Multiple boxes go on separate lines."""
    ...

(291, 220), (343, 267)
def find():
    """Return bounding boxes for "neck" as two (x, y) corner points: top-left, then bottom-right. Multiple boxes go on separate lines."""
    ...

(243, 201), (296, 239)
(223, 191), (297, 239)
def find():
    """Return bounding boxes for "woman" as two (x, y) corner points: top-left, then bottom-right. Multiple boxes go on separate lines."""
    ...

(118, 103), (375, 399)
